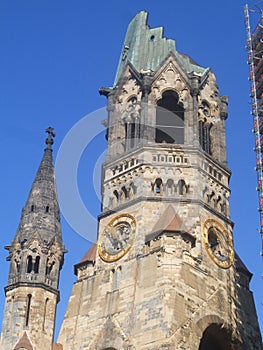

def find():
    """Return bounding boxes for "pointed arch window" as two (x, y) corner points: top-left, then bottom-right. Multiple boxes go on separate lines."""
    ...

(27, 255), (40, 274)
(120, 186), (128, 202)
(113, 190), (119, 205)
(154, 178), (163, 194)
(34, 256), (40, 274)
(155, 90), (184, 144)
(178, 179), (188, 195)
(199, 119), (212, 155)
(46, 258), (55, 276)
(166, 179), (174, 196)
(27, 256), (33, 273)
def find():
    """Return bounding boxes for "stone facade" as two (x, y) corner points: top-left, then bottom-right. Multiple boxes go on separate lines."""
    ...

(0, 129), (66, 350)
(58, 11), (262, 350)
(1, 10), (262, 350)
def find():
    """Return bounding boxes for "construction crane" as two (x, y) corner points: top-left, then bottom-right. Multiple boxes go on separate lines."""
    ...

(244, 4), (263, 251)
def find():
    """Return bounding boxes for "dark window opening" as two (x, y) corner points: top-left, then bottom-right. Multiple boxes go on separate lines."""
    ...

(113, 190), (119, 202)
(31, 205), (35, 212)
(121, 186), (128, 201)
(125, 122), (138, 150)
(155, 90), (184, 144)
(45, 206), (49, 213)
(27, 256), (33, 273)
(25, 294), (32, 327)
(178, 179), (188, 195)
(34, 256), (40, 274)
(199, 120), (212, 154)
(199, 324), (232, 350)
(155, 178), (163, 194)
(46, 259), (55, 276)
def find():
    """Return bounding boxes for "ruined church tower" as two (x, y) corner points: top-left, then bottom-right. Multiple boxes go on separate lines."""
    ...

(57, 11), (261, 349)
(0, 128), (66, 350)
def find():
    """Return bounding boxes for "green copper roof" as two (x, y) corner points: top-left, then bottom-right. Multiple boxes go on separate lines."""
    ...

(114, 11), (207, 86)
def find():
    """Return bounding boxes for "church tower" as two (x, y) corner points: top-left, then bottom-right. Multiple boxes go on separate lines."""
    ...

(0, 128), (66, 350)
(58, 12), (262, 349)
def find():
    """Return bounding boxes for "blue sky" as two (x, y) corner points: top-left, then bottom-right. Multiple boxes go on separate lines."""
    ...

(0, 0), (263, 341)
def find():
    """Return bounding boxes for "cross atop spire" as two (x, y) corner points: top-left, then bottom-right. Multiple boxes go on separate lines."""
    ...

(45, 126), (55, 149)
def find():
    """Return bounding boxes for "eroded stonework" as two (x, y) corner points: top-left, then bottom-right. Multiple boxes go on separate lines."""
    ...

(58, 11), (262, 350)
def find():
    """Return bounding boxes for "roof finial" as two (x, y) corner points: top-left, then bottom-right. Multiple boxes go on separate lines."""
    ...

(45, 127), (55, 149)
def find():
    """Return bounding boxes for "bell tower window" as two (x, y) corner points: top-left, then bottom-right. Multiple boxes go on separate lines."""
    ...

(27, 256), (33, 273)
(34, 256), (40, 273)
(199, 119), (212, 154)
(154, 178), (163, 194)
(155, 90), (184, 144)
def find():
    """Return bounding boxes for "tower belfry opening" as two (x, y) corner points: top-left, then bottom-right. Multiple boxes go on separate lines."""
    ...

(155, 90), (184, 144)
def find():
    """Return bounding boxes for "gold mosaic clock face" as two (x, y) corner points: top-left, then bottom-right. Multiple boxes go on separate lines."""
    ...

(98, 214), (136, 262)
(202, 219), (234, 269)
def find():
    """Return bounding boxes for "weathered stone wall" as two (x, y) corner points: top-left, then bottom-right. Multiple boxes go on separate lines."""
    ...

(1, 286), (57, 350)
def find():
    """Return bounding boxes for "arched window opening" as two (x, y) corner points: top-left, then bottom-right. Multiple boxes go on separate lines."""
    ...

(45, 206), (49, 213)
(199, 324), (232, 350)
(25, 294), (32, 327)
(178, 179), (188, 195)
(27, 256), (33, 273)
(155, 178), (163, 194)
(129, 183), (136, 199)
(210, 192), (216, 208)
(34, 256), (40, 274)
(31, 205), (35, 212)
(120, 186), (128, 202)
(42, 298), (49, 331)
(199, 120), (212, 155)
(46, 259), (55, 276)
(113, 190), (119, 205)
(15, 259), (20, 274)
(166, 179), (174, 196)
(155, 90), (184, 144)
(216, 196), (222, 212)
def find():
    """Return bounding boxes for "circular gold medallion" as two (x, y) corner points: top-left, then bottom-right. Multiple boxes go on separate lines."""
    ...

(98, 214), (136, 262)
(202, 218), (234, 269)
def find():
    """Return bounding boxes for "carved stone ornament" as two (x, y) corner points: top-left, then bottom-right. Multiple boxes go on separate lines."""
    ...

(118, 71), (142, 106)
(198, 73), (220, 119)
(152, 62), (189, 104)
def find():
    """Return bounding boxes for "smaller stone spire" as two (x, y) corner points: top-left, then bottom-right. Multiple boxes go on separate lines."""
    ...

(2, 128), (66, 350)
(5, 127), (66, 289)
(15, 127), (61, 244)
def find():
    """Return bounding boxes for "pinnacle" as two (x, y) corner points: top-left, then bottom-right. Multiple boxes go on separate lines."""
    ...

(14, 128), (62, 245)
